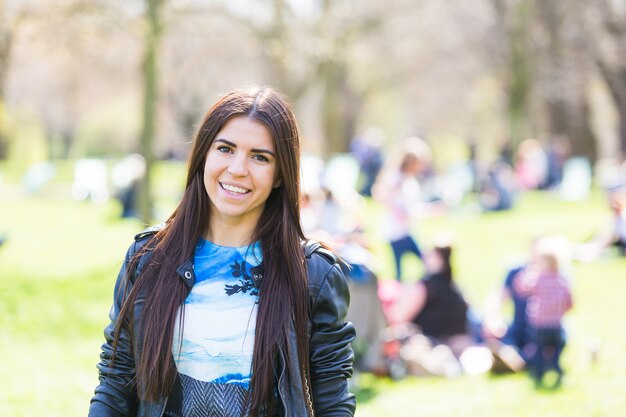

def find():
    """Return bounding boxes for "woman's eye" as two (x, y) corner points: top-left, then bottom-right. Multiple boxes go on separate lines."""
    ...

(217, 146), (232, 153)
(253, 154), (269, 163)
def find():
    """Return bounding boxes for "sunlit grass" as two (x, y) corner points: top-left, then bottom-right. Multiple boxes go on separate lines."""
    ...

(1, 182), (625, 417)
(355, 189), (626, 417)
(0, 197), (139, 417)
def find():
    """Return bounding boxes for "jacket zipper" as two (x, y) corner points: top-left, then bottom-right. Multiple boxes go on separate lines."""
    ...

(303, 370), (314, 417)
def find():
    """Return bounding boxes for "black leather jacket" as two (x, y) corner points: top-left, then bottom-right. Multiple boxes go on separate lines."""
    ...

(89, 226), (356, 417)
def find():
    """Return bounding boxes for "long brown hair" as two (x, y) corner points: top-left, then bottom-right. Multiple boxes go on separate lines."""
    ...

(114, 86), (310, 416)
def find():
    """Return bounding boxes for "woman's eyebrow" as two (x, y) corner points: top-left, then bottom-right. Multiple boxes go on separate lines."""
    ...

(215, 138), (275, 157)
(215, 138), (236, 147)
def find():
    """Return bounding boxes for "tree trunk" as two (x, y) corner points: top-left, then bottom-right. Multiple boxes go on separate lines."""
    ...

(546, 95), (597, 160)
(137, 0), (163, 225)
(596, 59), (626, 158)
(321, 60), (357, 155)
(0, 19), (13, 160)
(500, 0), (534, 146)
(537, 0), (597, 161)
(611, 71), (626, 157)
(617, 92), (626, 158)
(591, 0), (626, 158)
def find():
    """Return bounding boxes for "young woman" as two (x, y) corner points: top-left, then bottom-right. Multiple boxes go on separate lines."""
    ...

(89, 86), (356, 417)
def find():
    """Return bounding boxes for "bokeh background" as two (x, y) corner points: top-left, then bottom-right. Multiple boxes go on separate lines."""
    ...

(1, 0), (626, 416)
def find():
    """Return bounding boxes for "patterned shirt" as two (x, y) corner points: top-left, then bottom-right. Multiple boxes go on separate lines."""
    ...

(516, 271), (572, 329)
(170, 239), (262, 417)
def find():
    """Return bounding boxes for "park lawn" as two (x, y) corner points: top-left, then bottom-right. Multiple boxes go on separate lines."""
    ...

(1, 186), (625, 417)
(356, 189), (626, 417)
(0, 197), (141, 417)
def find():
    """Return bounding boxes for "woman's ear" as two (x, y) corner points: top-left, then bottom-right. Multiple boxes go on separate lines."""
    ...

(273, 177), (282, 188)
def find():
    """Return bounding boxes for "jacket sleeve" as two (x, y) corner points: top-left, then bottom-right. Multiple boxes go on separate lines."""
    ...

(309, 261), (357, 417)
(88, 242), (140, 417)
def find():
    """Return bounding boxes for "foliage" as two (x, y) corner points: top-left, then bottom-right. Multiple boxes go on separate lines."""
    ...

(2, 0), (624, 163)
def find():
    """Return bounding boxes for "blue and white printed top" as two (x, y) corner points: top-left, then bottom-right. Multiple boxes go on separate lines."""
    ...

(171, 238), (263, 417)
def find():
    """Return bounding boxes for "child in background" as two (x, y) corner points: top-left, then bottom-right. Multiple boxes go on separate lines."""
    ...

(372, 137), (432, 281)
(515, 240), (573, 388)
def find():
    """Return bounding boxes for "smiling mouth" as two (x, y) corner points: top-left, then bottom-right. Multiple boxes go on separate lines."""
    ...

(220, 182), (250, 195)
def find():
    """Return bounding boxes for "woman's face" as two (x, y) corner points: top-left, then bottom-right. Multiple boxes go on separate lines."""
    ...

(204, 116), (280, 228)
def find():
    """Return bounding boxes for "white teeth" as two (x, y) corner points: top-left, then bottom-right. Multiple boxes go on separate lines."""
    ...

(221, 183), (248, 194)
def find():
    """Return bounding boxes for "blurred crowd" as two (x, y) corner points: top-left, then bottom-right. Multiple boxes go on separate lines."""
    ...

(301, 130), (626, 390)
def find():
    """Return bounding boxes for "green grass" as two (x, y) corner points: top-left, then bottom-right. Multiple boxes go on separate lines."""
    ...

(0, 198), (140, 417)
(355, 190), (626, 417)
(1, 180), (625, 416)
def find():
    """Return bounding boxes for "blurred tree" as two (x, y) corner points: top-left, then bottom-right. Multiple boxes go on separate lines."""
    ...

(225, 0), (380, 154)
(0, 0), (25, 159)
(5, 0), (626, 175)
(315, 0), (365, 154)
(35, 0), (111, 160)
(535, 0), (597, 161)
(591, 0), (626, 158)
(2, 0), (140, 162)
(460, 0), (599, 162)
(137, 0), (165, 224)
(489, 0), (535, 148)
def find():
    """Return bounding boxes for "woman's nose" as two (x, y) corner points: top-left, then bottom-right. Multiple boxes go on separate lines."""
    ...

(227, 154), (248, 176)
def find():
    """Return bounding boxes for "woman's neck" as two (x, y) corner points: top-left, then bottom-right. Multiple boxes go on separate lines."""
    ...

(206, 217), (256, 247)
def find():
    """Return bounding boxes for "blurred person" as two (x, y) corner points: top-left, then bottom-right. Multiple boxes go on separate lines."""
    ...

(557, 157), (593, 202)
(543, 135), (571, 190)
(483, 262), (531, 363)
(372, 137), (432, 281)
(89, 86), (356, 417)
(436, 163), (475, 209)
(498, 139), (515, 166)
(71, 158), (110, 203)
(393, 243), (470, 349)
(606, 187), (626, 255)
(316, 188), (350, 239)
(23, 161), (56, 194)
(478, 161), (516, 212)
(349, 127), (385, 197)
(111, 153), (146, 218)
(483, 238), (547, 356)
(481, 238), (560, 375)
(385, 242), (472, 376)
(515, 239), (573, 388)
(577, 186), (626, 260)
(514, 138), (548, 190)
(595, 157), (626, 192)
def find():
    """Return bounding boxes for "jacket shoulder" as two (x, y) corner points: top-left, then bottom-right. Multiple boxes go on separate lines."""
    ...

(303, 239), (346, 291)
(303, 239), (339, 265)
(134, 222), (167, 242)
